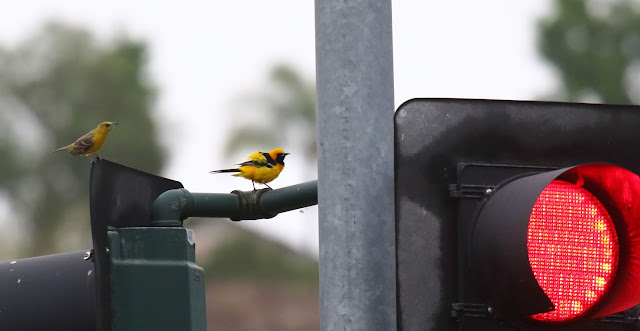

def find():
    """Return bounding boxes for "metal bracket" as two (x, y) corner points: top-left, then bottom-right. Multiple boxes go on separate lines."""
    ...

(599, 312), (626, 323)
(230, 188), (278, 221)
(451, 163), (557, 199)
(449, 184), (495, 199)
(599, 311), (640, 324)
(451, 303), (492, 319)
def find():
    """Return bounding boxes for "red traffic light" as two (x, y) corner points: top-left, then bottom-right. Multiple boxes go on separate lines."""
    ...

(528, 180), (618, 322)
(394, 98), (640, 330)
(470, 163), (640, 323)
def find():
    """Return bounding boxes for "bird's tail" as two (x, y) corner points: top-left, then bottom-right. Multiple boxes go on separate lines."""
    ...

(50, 144), (73, 155)
(210, 169), (241, 174)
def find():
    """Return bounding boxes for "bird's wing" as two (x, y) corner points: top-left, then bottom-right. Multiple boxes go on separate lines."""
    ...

(237, 151), (273, 168)
(247, 151), (268, 163)
(71, 131), (95, 155)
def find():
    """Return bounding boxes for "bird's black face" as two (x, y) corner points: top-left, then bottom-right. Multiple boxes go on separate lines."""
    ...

(276, 152), (289, 165)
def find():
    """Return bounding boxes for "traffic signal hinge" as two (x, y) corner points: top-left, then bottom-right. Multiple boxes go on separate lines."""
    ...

(451, 303), (492, 319)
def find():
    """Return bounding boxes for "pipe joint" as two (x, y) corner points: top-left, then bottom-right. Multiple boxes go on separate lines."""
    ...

(230, 188), (278, 221)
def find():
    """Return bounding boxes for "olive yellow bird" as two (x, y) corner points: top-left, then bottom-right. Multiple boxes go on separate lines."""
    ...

(51, 121), (119, 158)
(210, 148), (289, 190)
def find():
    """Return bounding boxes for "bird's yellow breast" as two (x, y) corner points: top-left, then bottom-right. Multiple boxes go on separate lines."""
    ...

(83, 130), (107, 155)
(235, 164), (284, 184)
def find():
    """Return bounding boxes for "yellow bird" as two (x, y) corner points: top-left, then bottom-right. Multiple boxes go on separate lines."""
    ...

(210, 148), (289, 190)
(51, 121), (119, 158)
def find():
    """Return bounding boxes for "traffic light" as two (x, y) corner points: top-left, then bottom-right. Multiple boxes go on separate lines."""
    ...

(0, 158), (317, 330)
(458, 162), (640, 329)
(395, 99), (640, 330)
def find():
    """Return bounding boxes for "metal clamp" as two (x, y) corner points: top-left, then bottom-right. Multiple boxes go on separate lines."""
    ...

(451, 303), (492, 319)
(230, 188), (278, 221)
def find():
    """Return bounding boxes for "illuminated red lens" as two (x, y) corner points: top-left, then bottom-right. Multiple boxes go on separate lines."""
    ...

(527, 180), (618, 322)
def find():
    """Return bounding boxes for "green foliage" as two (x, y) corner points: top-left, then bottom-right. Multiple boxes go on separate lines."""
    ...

(0, 22), (164, 256)
(203, 230), (319, 283)
(538, 0), (640, 104)
(225, 64), (317, 162)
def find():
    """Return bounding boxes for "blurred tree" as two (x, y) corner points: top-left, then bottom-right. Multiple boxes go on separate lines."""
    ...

(538, 0), (640, 104)
(225, 64), (316, 162)
(0, 22), (164, 257)
(204, 229), (318, 283)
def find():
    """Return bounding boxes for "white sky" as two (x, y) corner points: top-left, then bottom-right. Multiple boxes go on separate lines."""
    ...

(0, 1), (555, 255)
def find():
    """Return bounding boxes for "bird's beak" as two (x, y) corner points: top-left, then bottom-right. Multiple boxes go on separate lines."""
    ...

(111, 122), (120, 126)
(284, 153), (290, 156)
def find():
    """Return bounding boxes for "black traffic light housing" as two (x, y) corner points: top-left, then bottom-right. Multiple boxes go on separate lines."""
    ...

(0, 251), (96, 330)
(0, 159), (186, 330)
(456, 164), (556, 318)
(395, 99), (640, 330)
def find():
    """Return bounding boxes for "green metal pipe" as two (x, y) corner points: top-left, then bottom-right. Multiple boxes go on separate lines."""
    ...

(190, 192), (241, 218)
(151, 180), (317, 225)
(260, 180), (318, 214)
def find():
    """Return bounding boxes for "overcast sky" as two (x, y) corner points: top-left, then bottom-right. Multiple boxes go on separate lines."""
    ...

(0, 1), (554, 255)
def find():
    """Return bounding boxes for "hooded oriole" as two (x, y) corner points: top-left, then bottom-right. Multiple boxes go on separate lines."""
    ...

(210, 148), (289, 190)
(51, 121), (119, 158)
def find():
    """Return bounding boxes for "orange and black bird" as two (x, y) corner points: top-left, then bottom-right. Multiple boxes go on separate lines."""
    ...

(51, 121), (119, 158)
(210, 148), (289, 190)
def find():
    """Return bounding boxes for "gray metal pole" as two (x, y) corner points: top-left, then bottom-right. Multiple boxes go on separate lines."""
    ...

(315, 0), (396, 330)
